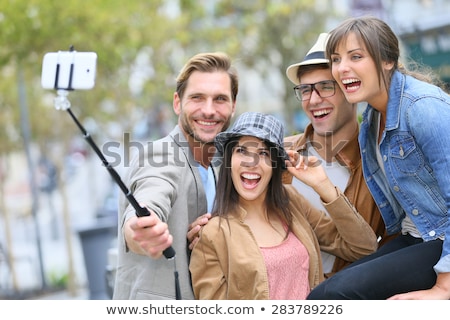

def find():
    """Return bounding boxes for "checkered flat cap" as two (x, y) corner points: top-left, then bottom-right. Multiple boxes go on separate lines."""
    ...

(215, 112), (288, 160)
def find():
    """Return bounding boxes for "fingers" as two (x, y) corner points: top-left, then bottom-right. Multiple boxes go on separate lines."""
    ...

(188, 213), (211, 231)
(128, 214), (173, 258)
(187, 213), (212, 249)
(129, 213), (160, 230)
(298, 154), (307, 170)
(301, 155), (321, 169)
(129, 209), (212, 257)
(187, 224), (201, 245)
(286, 150), (322, 170)
(146, 232), (173, 259)
(188, 233), (200, 251)
(285, 150), (300, 169)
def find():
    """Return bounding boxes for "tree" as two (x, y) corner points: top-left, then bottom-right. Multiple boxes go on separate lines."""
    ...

(0, 0), (337, 296)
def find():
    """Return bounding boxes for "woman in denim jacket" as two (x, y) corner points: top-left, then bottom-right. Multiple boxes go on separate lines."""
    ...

(307, 16), (450, 300)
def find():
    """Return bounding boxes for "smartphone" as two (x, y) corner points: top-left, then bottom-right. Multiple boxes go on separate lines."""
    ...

(41, 51), (97, 90)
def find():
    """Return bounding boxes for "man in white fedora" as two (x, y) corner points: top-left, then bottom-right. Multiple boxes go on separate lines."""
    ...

(283, 33), (397, 277)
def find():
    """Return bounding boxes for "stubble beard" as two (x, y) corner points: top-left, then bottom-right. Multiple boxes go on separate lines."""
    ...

(181, 112), (233, 146)
(180, 114), (214, 145)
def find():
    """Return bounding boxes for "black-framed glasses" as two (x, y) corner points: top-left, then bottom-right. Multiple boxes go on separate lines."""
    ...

(293, 80), (336, 101)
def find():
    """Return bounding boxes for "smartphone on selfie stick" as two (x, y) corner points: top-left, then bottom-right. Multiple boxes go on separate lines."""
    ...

(41, 46), (180, 299)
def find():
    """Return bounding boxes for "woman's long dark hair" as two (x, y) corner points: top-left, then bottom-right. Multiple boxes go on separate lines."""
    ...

(212, 137), (293, 231)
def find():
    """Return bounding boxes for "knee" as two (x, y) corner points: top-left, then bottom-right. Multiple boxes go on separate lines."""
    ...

(307, 277), (347, 300)
(307, 285), (325, 300)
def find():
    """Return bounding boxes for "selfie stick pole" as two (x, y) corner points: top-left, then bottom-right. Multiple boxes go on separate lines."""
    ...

(53, 86), (180, 299)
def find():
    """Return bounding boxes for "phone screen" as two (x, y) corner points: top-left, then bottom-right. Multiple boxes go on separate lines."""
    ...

(41, 51), (97, 90)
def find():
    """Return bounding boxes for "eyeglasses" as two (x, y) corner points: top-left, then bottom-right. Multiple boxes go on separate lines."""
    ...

(293, 80), (336, 101)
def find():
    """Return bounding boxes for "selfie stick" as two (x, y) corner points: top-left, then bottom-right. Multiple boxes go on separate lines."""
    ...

(50, 48), (180, 299)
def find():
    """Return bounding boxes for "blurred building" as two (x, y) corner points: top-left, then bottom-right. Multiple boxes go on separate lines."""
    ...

(388, 0), (450, 85)
(347, 0), (450, 85)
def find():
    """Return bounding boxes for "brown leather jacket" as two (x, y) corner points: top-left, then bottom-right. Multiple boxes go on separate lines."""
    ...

(283, 124), (398, 275)
(190, 185), (378, 299)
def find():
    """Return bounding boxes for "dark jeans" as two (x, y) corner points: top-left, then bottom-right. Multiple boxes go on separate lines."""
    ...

(307, 234), (443, 300)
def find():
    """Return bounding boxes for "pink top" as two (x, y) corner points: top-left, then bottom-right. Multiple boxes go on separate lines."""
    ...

(260, 231), (310, 299)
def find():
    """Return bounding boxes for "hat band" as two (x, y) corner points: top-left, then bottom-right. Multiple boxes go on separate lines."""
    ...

(303, 51), (325, 62)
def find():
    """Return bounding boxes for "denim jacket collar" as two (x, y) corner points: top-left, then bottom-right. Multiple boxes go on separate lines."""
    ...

(385, 70), (405, 131)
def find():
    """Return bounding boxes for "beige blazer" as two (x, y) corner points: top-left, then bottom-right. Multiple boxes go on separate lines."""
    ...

(113, 126), (210, 300)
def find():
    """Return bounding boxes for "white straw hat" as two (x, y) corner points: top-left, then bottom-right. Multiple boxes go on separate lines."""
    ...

(286, 33), (330, 85)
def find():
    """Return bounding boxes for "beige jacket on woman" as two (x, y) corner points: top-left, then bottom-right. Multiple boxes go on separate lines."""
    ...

(189, 185), (378, 300)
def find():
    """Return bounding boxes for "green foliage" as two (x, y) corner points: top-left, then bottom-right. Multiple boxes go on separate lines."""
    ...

(0, 0), (337, 155)
(47, 268), (69, 288)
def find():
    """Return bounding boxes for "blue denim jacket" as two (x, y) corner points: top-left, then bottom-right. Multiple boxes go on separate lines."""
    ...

(359, 70), (450, 274)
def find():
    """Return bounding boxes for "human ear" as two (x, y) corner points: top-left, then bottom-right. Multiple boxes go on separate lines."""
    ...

(383, 60), (395, 71)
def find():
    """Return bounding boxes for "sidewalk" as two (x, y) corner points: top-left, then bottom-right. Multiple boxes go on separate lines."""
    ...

(0, 286), (90, 300)
(33, 287), (90, 300)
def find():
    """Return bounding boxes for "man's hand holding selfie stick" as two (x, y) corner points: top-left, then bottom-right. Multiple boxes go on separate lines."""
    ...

(41, 46), (180, 299)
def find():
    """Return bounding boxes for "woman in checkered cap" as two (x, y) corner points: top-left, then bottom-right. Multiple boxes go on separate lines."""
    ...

(189, 111), (377, 299)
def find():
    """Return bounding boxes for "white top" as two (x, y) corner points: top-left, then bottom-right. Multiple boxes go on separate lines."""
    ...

(373, 112), (421, 238)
